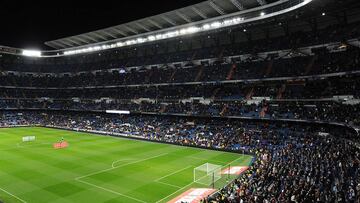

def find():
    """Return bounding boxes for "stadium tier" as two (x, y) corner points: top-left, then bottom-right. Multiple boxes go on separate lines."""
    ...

(0, 0), (360, 202)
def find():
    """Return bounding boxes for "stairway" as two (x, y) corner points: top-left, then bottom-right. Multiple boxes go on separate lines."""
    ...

(276, 84), (287, 99)
(145, 69), (154, 83)
(246, 87), (254, 100)
(211, 88), (221, 99)
(21, 90), (26, 99)
(42, 101), (47, 109)
(218, 47), (225, 60)
(220, 104), (228, 116)
(168, 69), (177, 82)
(226, 64), (237, 80)
(259, 106), (268, 118)
(191, 51), (198, 61)
(194, 66), (204, 82)
(304, 55), (318, 75)
(264, 60), (273, 77)
(159, 104), (167, 113)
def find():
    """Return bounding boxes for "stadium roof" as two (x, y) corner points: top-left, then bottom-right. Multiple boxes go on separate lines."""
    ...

(45, 0), (278, 49)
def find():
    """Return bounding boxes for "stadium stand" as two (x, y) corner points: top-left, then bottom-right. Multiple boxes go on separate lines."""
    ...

(0, 0), (360, 202)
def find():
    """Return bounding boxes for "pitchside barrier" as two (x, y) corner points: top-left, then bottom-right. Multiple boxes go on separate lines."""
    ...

(53, 141), (69, 149)
(22, 136), (36, 142)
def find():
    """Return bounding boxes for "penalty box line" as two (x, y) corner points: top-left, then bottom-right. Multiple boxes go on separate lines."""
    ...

(76, 179), (147, 203)
(155, 165), (193, 182)
(0, 187), (27, 203)
(75, 153), (169, 180)
(155, 181), (194, 203)
(154, 165), (193, 189)
(74, 153), (169, 203)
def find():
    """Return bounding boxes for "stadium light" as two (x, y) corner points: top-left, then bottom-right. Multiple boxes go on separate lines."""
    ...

(260, 12), (265, 16)
(202, 24), (211, 30)
(106, 110), (130, 114)
(148, 35), (156, 41)
(210, 22), (222, 28)
(22, 50), (42, 57)
(62, 16), (251, 56)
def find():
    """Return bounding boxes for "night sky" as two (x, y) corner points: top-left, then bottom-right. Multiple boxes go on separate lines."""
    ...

(0, 0), (205, 50)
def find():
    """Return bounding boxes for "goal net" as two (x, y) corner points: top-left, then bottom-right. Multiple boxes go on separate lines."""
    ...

(193, 163), (222, 186)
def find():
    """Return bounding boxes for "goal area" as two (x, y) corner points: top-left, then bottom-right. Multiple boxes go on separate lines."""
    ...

(193, 163), (222, 186)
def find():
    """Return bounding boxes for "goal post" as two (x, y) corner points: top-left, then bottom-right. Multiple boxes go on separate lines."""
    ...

(193, 163), (222, 186)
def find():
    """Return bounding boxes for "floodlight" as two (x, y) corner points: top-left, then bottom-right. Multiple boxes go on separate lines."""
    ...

(106, 110), (130, 114)
(148, 35), (156, 41)
(202, 24), (211, 30)
(186, 26), (200, 33)
(22, 50), (41, 57)
(137, 38), (146, 43)
(210, 22), (221, 28)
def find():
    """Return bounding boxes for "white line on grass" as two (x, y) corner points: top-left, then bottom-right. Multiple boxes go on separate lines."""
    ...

(155, 165), (193, 182)
(75, 153), (168, 180)
(227, 156), (244, 165)
(155, 180), (182, 189)
(0, 142), (51, 151)
(155, 181), (194, 203)
(76, 179), (146, 203)
(75, 153), (169, 202)
(153, 166), (193, 189)
(111, 158), (136, 168)
(16, 142), (51, 148)
(0, 187), (27, 203)
(186, 156), (228, 164)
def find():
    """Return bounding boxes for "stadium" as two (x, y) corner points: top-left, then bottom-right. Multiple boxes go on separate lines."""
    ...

(0, 0), (359, 202)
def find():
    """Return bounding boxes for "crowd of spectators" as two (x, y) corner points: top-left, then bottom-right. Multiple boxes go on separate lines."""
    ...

(1, 99), (359, 126)
(210, 134), (360, 203)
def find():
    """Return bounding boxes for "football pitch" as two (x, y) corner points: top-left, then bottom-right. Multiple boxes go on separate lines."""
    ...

(0, 127), (253, 203)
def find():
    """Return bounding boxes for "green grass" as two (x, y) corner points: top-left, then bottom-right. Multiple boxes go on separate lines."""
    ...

(0, 127), (252, 203)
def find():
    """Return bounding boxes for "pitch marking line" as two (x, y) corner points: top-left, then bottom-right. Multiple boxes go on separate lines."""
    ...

(0, 187), (27, 203)
(76, 179), (146, 203)
(75, 153), (169, 202)
(75, 153), (169, 180)
(155, 180), (182, 189)
(228, 156), (244, 165)
(154, 165), (193, 189)
(155, 181), (194, 203)
(111, 158), (137, 168)
(16, 142), (51, 148)
(155, 165), (193, 182)
(0, 142), (51, 151)
(186, 156), (228, 164)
